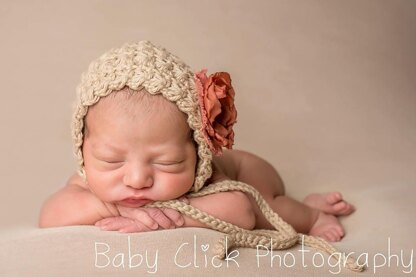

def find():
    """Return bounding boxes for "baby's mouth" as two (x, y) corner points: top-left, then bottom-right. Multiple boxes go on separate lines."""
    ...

(119, 198), (152, 207)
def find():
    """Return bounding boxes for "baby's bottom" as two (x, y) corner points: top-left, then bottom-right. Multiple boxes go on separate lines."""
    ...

(237, 154), (355, 241)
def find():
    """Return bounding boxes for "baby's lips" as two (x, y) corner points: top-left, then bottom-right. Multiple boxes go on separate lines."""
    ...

(120, 198), (152, 207)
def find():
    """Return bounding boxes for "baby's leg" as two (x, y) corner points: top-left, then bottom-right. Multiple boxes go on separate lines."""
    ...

(236, 151), (354, 241)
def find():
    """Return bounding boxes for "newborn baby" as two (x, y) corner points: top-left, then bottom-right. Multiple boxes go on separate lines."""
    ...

(39, 41), (355, 242)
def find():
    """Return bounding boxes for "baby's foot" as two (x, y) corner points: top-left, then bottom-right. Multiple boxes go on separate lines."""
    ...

(309, 211), (345, 242)
(303, 192), (355, 216)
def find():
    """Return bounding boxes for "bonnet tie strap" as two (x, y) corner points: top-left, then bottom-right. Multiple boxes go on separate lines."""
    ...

(145, 180), (364, 272)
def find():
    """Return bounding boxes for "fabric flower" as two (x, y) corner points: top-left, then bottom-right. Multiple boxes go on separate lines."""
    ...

(195, 69), (237, 155)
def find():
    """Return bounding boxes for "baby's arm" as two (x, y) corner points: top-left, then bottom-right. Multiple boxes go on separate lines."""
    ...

(96, 191), (255, 232)
(183, 191), (256, 230)
(39, 182), (119, 228)
(176, 150), (255, 230)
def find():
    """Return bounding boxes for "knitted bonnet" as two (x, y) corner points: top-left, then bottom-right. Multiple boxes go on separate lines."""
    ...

(72, 40), (232, 191)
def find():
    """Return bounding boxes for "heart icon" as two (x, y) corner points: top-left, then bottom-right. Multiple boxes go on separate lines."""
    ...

(201, 244), (210, 252)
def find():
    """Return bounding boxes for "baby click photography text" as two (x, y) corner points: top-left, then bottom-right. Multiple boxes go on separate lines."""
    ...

(94, 235), (413, 274)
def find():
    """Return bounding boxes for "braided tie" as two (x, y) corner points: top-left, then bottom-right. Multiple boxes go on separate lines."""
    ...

(145, 180), (364, 272)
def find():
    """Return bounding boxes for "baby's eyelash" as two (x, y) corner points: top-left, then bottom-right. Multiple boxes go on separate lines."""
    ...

(103, 160), (123, 164)
(156, 160), (184, 165)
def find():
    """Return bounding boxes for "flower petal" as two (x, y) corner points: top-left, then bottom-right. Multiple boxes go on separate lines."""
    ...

(195, 70), (237, 155)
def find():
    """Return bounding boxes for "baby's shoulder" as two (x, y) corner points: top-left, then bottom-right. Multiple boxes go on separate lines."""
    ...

(67, 173), (88, 189)
(211, 149), (246, 181)
(39, 173), (117, 228)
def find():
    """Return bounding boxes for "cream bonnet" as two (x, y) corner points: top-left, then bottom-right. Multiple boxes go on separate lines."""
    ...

(71, 40), (237, 191)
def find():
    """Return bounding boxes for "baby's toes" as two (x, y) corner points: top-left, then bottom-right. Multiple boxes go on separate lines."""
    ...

(336, 202), (355, 216)
(344, 203), (356, 213)
(332, 201), (347, 213)
(322, 230), (337, 242)
(326, 192), (343, 205)
(334, 225), (345, 238)
(330, 229), (342, 241)
(329, 229), (343, 241)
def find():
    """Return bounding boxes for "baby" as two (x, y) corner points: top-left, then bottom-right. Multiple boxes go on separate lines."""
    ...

(39, 41), (355, 242)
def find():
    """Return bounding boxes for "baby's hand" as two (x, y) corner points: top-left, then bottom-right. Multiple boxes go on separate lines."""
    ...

(95, 197), (189, 233)
(95, 216), (144, 232)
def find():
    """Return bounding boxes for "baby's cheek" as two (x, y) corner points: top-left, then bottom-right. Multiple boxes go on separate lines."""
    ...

(86, 171), (117, 198)
(159, 172), (194, 199)
(176, 172), (195, 193)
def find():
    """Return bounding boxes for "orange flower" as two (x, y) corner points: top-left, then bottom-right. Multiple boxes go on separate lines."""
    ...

(195, 69), (237, 155)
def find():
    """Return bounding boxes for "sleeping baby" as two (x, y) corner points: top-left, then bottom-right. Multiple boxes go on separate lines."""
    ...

(39, 41), (355, 242)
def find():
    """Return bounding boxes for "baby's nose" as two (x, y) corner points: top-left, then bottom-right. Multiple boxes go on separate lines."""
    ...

(123, 168), (153, 189)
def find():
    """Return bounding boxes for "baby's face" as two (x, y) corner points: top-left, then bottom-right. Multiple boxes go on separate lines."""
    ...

(82, 90), (197, 207)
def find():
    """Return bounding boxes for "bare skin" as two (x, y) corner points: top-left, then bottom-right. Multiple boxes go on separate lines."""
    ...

(210, 149), (356, 241)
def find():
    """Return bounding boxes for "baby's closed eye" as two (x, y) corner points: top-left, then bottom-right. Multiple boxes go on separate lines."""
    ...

(103, 160), (124, 164)
(153, 160), (185, 173)
(154, 160), (184, 165)
(93, 154), (124, 164)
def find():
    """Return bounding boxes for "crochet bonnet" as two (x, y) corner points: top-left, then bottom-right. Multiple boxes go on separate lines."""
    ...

(72, 40), (235, 190)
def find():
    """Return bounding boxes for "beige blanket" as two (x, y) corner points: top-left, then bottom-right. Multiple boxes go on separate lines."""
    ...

(1, 182), (414, 276)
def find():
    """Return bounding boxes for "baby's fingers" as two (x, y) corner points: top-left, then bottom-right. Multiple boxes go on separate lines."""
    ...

(95, 216), (132, 231)
(161, 208), (185, 227)
(119, 221), (148, 233)
(118, 207), (159, 230)
(144, 208), (176, 229)
(95, 216), (153, 233)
